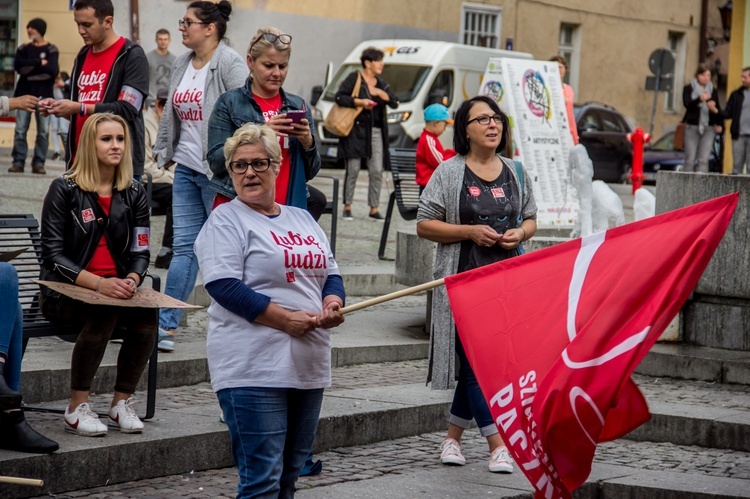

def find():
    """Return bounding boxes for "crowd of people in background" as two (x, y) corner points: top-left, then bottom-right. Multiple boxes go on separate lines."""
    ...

(2, 0), (750, 497)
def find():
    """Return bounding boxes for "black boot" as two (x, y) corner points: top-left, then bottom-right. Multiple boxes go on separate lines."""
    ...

(0, 363), (22, 410)
(0, 410), (59, 454)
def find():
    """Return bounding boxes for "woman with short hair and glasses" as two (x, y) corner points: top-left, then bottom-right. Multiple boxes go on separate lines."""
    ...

(417, 95), (537, 474)
(207, 26), (324, 219)
(153, 0), (247, 353)
(196, 123), (345, 498)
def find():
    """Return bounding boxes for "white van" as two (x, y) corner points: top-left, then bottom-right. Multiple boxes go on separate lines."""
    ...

(311, 39), (533, 165)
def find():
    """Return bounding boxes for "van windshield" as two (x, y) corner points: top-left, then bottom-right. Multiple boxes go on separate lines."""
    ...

(322, 63), (431, 103)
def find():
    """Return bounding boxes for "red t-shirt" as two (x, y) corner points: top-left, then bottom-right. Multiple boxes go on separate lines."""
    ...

(254, 93), (292, 205)
(74, 37), (127, 151)
(85, 196), (117, 277)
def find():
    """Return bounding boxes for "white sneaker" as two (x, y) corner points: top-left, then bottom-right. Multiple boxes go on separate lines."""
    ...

(108, 397), (144, 433)
(64, 403), (108, 436)
(489, 446), (514, 473)
(440, 438), (466, 465)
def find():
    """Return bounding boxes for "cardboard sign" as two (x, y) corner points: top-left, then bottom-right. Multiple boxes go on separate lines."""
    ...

(35, 280), (202, 309)
(0, 248), (27, 262)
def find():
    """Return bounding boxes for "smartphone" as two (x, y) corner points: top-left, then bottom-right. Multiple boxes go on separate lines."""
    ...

(285, 110), (307, 124)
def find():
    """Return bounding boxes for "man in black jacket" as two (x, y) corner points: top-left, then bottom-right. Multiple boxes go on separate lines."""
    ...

(722, 67), (750, 174)
(41, 0), (148, 179)
(9, 18), (58, 175)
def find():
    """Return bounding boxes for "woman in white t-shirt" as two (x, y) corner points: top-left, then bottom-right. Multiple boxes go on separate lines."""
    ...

(195, 123), (345, 498)
(153, 0), (247, 353)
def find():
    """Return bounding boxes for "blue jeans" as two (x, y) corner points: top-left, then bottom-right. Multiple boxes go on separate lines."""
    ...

(12, 108), (50, 166)
(0, 263), (23, 391)
(448, 333), (498, 437)
(217, 387), (324, 499)
(159, 165), (214, 330)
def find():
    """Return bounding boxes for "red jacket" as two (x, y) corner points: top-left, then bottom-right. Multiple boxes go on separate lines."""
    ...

(416, 129), (456, 187)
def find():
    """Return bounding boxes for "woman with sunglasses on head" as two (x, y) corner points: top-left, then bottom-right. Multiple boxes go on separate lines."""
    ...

(335, 47), (399, 221)
(207, 26), (324, 219)
(153, 0), (247, 353)
(417, 95), (537, 474)
(196, 124), (344, 498)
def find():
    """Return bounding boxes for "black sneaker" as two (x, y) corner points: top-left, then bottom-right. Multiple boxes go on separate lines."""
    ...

(368, 211), (385, 221)
(342, 209), (353, 220)
(8, 163), (23, 173)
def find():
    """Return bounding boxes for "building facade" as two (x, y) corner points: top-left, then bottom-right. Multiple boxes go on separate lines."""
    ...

(2, 0), (747, 170)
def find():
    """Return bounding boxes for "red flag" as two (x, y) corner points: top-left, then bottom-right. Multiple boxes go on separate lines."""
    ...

(444, 193), (738, 498)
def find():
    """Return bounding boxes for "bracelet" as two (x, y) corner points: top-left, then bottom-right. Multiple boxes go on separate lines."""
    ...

(79, 102), (86, 117)
(519, 227), (527, 242)
(125, 276), (138, 288)
(96, 277), (103, 293)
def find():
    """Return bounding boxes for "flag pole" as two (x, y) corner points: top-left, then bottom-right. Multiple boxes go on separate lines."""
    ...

(0, 476), (44, 487)
(339, 278), (445, 315)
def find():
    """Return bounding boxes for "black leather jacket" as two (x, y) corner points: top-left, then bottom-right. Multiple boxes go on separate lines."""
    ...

(40, 175), (150, 299)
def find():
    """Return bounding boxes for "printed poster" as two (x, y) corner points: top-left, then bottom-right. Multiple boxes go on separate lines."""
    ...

(481, 58), (578, 228)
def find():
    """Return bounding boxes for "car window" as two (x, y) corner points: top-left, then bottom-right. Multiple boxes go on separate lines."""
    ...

(600, 110), (625, 133)
(425, 69), (454, 107)
(650, 132), (675, 151)
(578, 110), (601, 131)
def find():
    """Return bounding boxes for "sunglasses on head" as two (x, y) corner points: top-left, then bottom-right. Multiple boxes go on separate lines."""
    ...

(249, 32), (292, 54)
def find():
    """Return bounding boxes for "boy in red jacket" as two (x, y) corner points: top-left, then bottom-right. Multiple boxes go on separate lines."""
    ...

(416, 104), (456, 192)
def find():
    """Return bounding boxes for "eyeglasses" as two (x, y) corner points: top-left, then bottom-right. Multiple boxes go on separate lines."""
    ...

(178, 18), (208, 28)
(467, 115), (504, 126)
(228, 158), (273, 174)
(248, 32), (292, 54)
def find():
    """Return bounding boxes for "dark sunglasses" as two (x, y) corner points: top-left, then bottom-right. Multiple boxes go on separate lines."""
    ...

(228, 158), (273, 174)
(248, 32), (292, 54)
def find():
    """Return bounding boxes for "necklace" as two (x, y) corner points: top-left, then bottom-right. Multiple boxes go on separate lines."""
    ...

(254, 92), (280, 111)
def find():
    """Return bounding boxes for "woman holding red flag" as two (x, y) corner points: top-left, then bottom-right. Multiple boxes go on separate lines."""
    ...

(417, 95), (537, 473)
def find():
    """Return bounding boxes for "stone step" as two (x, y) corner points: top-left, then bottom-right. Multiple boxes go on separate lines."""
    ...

(4, 361), (749, 498)
(20, 297), (429, 404)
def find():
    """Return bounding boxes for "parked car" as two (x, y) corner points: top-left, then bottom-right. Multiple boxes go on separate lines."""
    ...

(642, 130), (720, 182)
(574, 102), (633, 183)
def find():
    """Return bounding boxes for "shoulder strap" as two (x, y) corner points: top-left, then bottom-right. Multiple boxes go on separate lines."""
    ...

(513, 160), (524, 227)
(352, 72), (362, 97)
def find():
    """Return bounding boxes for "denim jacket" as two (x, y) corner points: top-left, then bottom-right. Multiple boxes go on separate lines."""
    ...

(206, 79), (321, 208)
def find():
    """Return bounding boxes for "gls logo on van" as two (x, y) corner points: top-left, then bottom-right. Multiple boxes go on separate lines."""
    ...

(383, 46), (420, 56)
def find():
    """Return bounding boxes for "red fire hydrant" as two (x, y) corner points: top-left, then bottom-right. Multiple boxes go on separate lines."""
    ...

(626, 126), (651, 194)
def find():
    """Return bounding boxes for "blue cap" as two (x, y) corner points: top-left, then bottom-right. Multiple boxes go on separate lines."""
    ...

(424, 104), (453, 124)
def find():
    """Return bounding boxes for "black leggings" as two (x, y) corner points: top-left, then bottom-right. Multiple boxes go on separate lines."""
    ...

(41, 293), (157, 394)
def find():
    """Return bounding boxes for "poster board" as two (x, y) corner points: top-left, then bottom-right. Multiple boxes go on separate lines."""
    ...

(480, 58), (578, 228)
(35, 280), (201, 309)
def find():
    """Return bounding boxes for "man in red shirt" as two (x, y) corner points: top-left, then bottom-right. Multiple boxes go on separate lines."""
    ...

(416, 104), (456, 192)
(41, 0), (148, 179)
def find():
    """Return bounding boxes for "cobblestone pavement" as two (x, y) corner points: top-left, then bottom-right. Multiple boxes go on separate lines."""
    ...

(37, 431), (750, 498)
(30, 358), (750, 498)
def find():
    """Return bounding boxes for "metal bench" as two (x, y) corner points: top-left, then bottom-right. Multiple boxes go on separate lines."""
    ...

(0, 214), (160, 420)
(378, 148), (420, 260)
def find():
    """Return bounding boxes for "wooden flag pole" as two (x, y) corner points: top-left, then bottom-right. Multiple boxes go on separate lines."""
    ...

(0, 476), (44, 487)
(339, 278), (445, 315)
